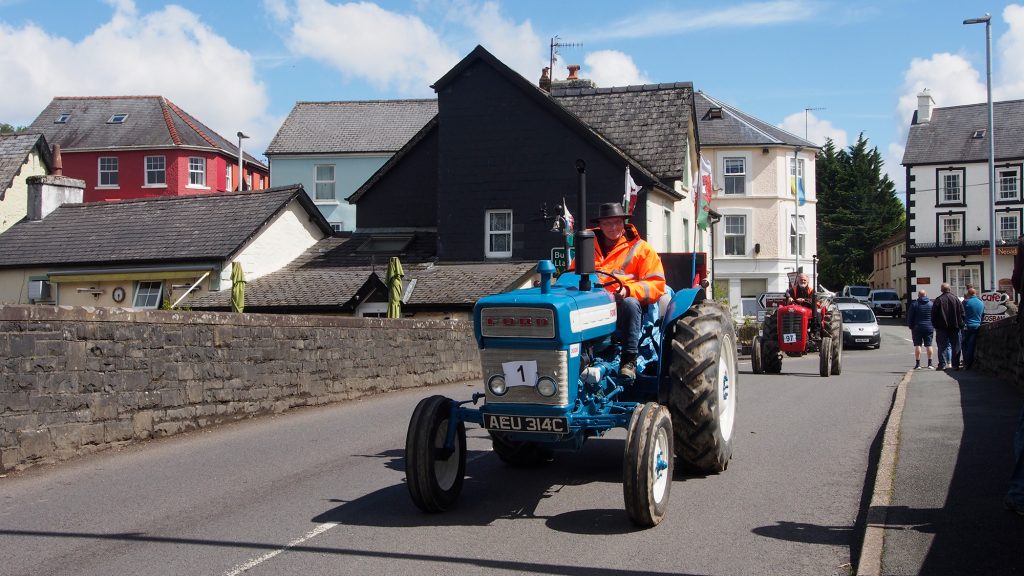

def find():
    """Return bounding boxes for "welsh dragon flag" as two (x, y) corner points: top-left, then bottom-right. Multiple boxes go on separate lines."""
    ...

(623, 166), (640, 214)
(697, 154), (713, 230)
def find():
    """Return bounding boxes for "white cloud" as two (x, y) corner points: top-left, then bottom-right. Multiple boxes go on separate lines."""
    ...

(778, 111), (848, 149)
(583, 51), (650, 87)
(582, 0), (817, 41)
(0, 1), (273, 156)
(995, 4), (1024, 100)
(281, 0), (459, 96)
(453, 1), (545, 79)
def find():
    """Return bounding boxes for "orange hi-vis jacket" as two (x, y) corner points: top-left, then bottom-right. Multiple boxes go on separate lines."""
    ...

(593, 223), (666, 306)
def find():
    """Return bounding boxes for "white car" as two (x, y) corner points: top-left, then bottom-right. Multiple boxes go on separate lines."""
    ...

(837, 302), (880, 349)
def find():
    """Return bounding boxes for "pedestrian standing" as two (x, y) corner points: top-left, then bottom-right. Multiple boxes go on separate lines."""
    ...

(932, 282), (965, 370)
(907, 289), (935, 370)
(961, 287), (985, 370)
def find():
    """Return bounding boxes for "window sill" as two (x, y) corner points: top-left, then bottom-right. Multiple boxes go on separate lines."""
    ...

(96, 185), (120, 189)
(143, 184), (168, 189)
(934, 202), (966, 208)
(314, 199), (340, 205)
(485, 254), (513, 259)
(186, 185), (210, 190)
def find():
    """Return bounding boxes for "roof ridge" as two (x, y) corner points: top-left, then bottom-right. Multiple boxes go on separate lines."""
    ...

(62, 186), (299, 209)
(164, 99), (220, 149)
(52, 95), (163, 100)
(158, 97), (183, 146)
(550, 81), (692, 97)
(935, 98), (1024, 111)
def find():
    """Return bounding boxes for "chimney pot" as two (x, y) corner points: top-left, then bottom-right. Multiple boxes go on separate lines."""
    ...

(567, 64), (580, 80)
(539, 67), (551, 91)
(51, 144), (63, 176)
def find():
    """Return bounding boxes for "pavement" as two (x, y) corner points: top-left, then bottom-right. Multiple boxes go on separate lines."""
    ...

(857, 366), (1024, 576)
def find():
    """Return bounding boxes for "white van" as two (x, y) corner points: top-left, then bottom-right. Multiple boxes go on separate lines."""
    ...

(841, 285), (871, 305)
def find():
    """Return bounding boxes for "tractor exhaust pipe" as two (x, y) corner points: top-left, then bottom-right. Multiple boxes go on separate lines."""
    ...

(574, 159), (595, 292)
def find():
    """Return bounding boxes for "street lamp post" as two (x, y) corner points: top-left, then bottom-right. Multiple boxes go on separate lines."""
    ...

(236, 131), (249, 192)
(964, 13), (996, 291)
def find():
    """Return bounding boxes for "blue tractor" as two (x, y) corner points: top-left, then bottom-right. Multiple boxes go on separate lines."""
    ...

(405, 163), (738, 527)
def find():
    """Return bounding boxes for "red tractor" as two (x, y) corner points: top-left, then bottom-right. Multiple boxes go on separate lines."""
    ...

(751, 295), (842, 377)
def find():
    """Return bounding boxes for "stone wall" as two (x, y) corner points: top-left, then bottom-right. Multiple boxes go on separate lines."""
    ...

(0, 305), (482, 472)
(974, 315), (1023, 392)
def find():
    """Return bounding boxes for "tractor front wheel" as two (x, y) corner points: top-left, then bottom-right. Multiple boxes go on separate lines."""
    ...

(667, 301), (737, 474)
(405, 395), (466, 512)
(751, 335), (764, 374)
(819, 336), (833, 377)
(623, 402), (674, 527)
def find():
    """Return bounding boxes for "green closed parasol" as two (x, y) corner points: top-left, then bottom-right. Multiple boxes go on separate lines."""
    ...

(231, 262), (246, 313)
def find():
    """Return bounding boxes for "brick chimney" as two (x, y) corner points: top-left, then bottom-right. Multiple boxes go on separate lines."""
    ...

(539, 67), (551, 92)
(550, 64), (596, 91)
(916, 89), (935, 124)
(27, 175), (85, 221)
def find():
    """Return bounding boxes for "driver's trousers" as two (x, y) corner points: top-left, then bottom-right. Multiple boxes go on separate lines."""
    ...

(615, 297), (643, 357)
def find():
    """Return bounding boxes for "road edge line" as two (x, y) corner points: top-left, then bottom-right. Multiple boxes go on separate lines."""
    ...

(856, 370), (911, 576)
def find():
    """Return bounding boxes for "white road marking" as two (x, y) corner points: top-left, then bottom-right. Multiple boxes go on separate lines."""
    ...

(221, 522), (339, 576)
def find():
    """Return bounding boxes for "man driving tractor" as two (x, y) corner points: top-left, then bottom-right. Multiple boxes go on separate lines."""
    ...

(786, 273), (822, 335)
(590, 202), (666, 381)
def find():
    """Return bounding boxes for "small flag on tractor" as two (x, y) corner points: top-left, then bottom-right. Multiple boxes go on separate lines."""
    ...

(623, 166), (640, 215)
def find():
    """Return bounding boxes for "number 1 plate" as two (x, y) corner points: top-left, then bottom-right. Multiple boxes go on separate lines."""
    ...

(483, 414), (568, 433)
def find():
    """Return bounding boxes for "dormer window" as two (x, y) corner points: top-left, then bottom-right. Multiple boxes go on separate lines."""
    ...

(55, 113), (70, 124)
(707, 107), (723, 120)
(971, 129), (986, 139)
(108, 113), (128, 124)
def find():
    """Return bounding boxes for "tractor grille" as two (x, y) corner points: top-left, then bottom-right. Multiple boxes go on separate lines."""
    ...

(780, 310), (805, 344)
(480, 348), (569, 406)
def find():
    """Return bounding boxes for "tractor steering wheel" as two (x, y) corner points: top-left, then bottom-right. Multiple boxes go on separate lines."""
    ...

(595, 271), (626, 294)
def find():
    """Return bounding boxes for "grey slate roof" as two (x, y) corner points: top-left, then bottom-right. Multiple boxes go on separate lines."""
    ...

(0, 132), (51, 199)
(265, 100), (438, 155)
(551, 83), (694, 178)
(188, 231), (537, 311)
(27, 96), (266, 168)
(902, 99), (1024, 165)
(694, 92), (815, 148)
(0, 185), (328, 269)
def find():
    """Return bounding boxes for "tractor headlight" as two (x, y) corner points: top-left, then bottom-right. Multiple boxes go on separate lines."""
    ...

(487, 374), (508, 396)
(536, 376), (558, 397)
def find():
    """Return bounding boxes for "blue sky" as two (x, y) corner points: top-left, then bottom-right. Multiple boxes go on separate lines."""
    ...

(2, 0), (1023, 193)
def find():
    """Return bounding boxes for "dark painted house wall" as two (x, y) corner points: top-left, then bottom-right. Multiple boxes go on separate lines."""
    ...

(434, 58), (654, 262)
(355, 127), (439, 229)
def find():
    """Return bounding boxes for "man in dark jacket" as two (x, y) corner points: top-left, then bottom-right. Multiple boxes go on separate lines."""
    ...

(907, 289), (935, 370)
(932, 282), (965, 370)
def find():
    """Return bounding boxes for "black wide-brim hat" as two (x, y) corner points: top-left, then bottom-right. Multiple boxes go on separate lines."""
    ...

(589, 202), (630, 224)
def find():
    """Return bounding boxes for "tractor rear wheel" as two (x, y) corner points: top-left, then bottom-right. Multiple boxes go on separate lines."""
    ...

(762, 312), (782, 374)
(819, 336), (833, 377)
(489, 432), (553, 467)
(667, 301), (737, 474)
(406, 395), (466, 512)
(623, 403), (674, 527)
(751, 335), (764, 374)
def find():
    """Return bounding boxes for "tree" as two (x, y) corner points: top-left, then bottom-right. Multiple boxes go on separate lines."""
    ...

(816, 133), (904, 290)
(0, 123), (27, 134)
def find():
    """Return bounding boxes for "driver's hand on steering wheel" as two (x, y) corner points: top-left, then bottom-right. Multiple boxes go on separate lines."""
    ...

(615, 285), (629, 302)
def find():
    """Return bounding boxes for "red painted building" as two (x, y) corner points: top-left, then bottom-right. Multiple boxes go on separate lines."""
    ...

(28, 96), (268, 202)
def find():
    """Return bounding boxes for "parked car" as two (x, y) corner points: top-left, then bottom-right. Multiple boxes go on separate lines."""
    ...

(832, 296), (861, 305)
(841, 285), (871, 305)
(867, 289), (903, 318)
(838, 302), (880, 349)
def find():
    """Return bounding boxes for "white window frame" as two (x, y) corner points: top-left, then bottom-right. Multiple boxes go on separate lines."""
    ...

(226, 164), (232, 192)
(790, 214), (807, 257)
(998, 166), (1021, 202)
(188, 157), (207, 188)
(662, 209), (672, 252)
(314, 164), (337, 202)
(723, 214), (747, 256)
(98, 157), (118, 188)
(723, 157), (746, 196)
(938, 170), (962, 204)
(144, 155), (166, 187)
(998, 212), (1020, 243)
(938, 213), (963, 245)
(133, 281), (163, 309)
(485, 209), (513, 258)
(946, 265), (980, 296)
